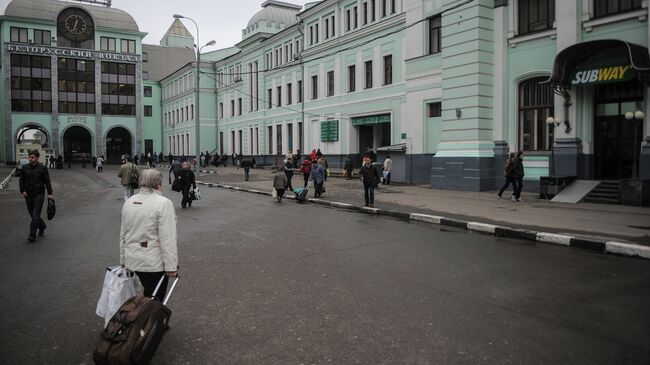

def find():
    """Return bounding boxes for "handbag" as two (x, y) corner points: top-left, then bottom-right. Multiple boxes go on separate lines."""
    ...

(96, 266), (143, 327)
(194, 188), (202, 200)
(171, 176), (182, 192)
(128, 165), (139, 189)
(47, 198), (56, 220)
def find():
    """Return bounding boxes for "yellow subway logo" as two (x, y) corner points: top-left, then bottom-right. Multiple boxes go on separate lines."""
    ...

(571, 65), (631, 85)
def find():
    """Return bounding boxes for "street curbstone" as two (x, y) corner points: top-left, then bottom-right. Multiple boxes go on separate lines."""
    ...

(606, 242), (650, 259)
(570, 237), (606, 252)
(467, 222), (497, 234)
(536, 232), (572, 246)
(330, 201), (354, 209)
(380, 209), (410, 219)
(409, 213), (443, 224)
(495, 227), (538, 241)
(361, 206), (380, 213)
(440, 218), (468, 229)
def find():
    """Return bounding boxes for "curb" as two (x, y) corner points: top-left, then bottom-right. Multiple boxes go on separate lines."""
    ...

(0, 168), (15, 190)
(195, 180), (650, 261)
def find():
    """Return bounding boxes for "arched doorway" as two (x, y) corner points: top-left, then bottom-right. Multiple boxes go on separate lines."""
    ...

(16, 124), (49, 147)
(63, 126), (92, 162)
(106, 127), (132, 164)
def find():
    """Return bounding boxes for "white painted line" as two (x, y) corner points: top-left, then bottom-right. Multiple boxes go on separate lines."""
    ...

(0, 169), (15, 189)
(361, 207), (379, 213)
(467, 222), (497, 234)
(536, 232), (572, 246)
(330, 201), (353, 208)
(606, 242), (650, 259)
(409, 213), (443, 224)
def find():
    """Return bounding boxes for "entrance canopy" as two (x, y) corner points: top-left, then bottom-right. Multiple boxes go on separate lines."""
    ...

(548, 40), (650, 89)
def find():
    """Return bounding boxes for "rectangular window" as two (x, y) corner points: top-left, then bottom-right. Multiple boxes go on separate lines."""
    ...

(144, 86), (152, 97)
(325, 18), (330, 39)
(594, 0), (642, 17)
(382, 0), (387, 17)
(34, 30), (51, 45)
(10, 54), (52, 113)
(191, 104), (194, 119)
(100, 37), (116, 51)
(287, 83), (292, 105)
(346, 9), (351, 31)
(331, 15), (336, 37)
(315, 23), (319, 43)
(383, 55), (393, 85)
(427, 102), (441, 117)
(371, 0), (376, 21)
(268, 89), (273, 108)
(327, 71), (334, 96)
(120, 39), (136, 53)
(238, 98), (242, 115)
(142, 71), (149, 80)
(391, 0), (396, 14)
(365, 60), (373, 89)
(142, 52), (148, 62)
(354, 7), (359, 28)
(518, 0), (555, 35)
(277, 86), (282, 107)
(348, 65), (356, 92)
(231, 100), (235, 116)
(10, 27), (28, 43)
(268, 126), (273, 154)
(144, 105), (152, 116)
(311, 75), (318, 99)
(428, 16), (441, 54)
(298, 80), (303, 103)
(518, 77), (554, 151)
(363, 2), (369, 25)
(60, 58), (96, 115)
(219, 102), (224, 118)
(310, 26), (314, 45)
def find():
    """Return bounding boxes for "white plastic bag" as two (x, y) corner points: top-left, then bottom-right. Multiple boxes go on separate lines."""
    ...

(272, 188), (277, 198)
(194, 188), (202, 200)
(96, 266), (143, 327)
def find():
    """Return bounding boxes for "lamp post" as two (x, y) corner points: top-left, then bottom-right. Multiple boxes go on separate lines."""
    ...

(625, 109), (645, 179)
(546, 116), (561, 177)
(173, 14), (215, 168)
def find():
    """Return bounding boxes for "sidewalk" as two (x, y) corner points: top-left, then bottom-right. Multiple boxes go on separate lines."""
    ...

(190, 166), (650, 246)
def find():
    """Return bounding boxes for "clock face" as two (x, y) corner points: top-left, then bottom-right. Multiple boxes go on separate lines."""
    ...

(57, 8), (94, 42)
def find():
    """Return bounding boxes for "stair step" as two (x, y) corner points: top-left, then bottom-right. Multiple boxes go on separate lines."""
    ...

(583, 197), (620, 204)
(587, 193), (620, 199)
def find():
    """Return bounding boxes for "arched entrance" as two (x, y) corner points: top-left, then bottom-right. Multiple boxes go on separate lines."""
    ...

(63, 126), (92, 162)
(16, 124), (50, 147)
(106, 127), (132, 164)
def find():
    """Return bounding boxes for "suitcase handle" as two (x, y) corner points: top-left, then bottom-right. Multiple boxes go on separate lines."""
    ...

(152, 274), (180, 306)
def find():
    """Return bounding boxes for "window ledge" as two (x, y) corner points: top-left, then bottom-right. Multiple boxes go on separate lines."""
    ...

(508, 29), (556, 48)
(582, 9), (648, 32)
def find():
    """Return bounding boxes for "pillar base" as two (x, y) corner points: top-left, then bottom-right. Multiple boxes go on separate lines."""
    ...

(430, 156), (495, 191)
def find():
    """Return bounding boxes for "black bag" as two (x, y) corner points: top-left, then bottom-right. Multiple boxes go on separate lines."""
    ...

(128, 165), (139, 189)
(171, 177), (182, 192)
(94, 276), (179, 365)
(189, 190), (197, 201)
(47, 198), (56, 220)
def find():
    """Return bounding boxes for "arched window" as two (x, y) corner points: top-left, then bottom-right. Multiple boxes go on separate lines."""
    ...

(518, 77), (554, 151)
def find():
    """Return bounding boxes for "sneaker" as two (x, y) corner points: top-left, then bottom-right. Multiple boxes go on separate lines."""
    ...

(497, 194), (502, 199)
(517, 197), (524, 202)
(511, 196), (517, 202)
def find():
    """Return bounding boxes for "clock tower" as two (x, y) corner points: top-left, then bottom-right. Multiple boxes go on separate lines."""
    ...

(57, 7), (95, 48)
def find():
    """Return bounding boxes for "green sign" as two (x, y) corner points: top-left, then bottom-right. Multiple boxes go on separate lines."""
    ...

(321, 120), (339, 142)
(570, 64), (633, 86)
(351, 114), (391, 126)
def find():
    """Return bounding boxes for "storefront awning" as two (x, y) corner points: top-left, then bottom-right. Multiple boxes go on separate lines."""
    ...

(351, 114), (391, 126)
(548, 40), (650, 89)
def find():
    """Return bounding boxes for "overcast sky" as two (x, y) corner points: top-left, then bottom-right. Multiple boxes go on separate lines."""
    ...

(0, 0), (313, 50)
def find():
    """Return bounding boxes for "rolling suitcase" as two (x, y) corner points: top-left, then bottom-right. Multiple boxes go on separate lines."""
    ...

(94, 275), (179, 365)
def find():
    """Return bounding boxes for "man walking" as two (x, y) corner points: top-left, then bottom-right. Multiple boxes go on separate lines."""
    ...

(382, 155), (392, 185)
(344, 156), (354, 179)
(512, 151), (525, 202)
(118, 156), (140, 201)
(310, 161), (325, 198)
(96, 155), (105, 173)
(179, 161), (196, 209)
(497, 152), (517, 200)
(240, 158), (252, 181)
(360, 159), (379, 207)
(19, 150), (53, 242)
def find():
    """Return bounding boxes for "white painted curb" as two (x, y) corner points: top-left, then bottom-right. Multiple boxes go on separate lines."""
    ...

(0, 168), (15, 189)
(409, 213), (443, 224)
(467, 222), (497, 234)
(361, 207), (380, 213)
(536, 232), (572, 246)
(606, 242), (650, 259)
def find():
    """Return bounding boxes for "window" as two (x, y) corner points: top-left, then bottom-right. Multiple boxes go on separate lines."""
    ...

(365, 61), (373, 89)
(287, 83), (293, 105)
(142, 71), (149, 80)
(100, 37), (116, 51)
(191, 104), (194, 119)
(382, 0), (387, 17)
(142, 52), (148, 62)
(327, 71), (334, 96)
(268, 89), (273, 108)
(10, 27), (28, 43)
(427, 102), (441, 117)
(428, 16), (441, 54)
(231, 100), (235, 116)
(518, 0), (555, 35)
(238, 98), (242, 115)
(144, 86), (152, 97)
(59, 58), (95, 114)
(219, 102), (224, 118)
(311, 75), (318, 99)
(325, 18), (330, 38)
(331, 15), (336, 37)
(371, 0), (376, 21)
(363, 2), (369, 25)
(354, 7), (359, 28)
(594, 0), (642, 17)
(391, 0), (396, 14)
(144, 105), (152, 116)
(277, 86), (282, 107)
(315, 23), (319, 43)
(346, 9), (351, 31)
(383, 55), (393, 85)
(310, 26), (314, 45)
(10, 55), (52, 113)
(298, 80), (303, 103)
(268, 126), (273, 154)
(348, 65), (356, 92)
(121, 39), (136, 53)
(518, 77), (554, 151)
(34, 30), (51, 45)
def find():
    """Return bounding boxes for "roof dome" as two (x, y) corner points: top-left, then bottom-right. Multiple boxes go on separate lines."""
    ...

(4, 0), (139, 32)
(246, 0), (301, 29)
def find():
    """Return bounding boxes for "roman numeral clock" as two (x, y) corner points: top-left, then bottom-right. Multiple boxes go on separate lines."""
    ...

(57, 8), (94, 42)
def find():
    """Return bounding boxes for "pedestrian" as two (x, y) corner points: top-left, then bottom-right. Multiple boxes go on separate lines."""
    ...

(311, 149), (317, 161)
(82, 153), (87, 168)
(200, 152), (205, 168)
(512, 151), (525, 202)
(316, 148), (323, 159)
(159, 152), (164, 163)
(360, 159), (379, 207)
(284, 159), (294, 191)
(169, 158), (182, 183)
(221, 154), (228, 167)
(300, 157), (312, 188)
(251, 157), (257, 168)
(240, 158), (252, 181)
(56, 155), (63, 169)
(96, 155), (105, 173)
(285, 150), (293, 163)
(19, 150), (53, 242)
(179, 161), (196, 209)
(66, 153), (71, 168)
(48, 155), (55, 169)
(497, 152), (517, 200)
(140, 153), (146, 166)
(133, 154), (139, 166)
(273, 167), (289, 202)
(118, 156), (140, 201)
(317, 156), (329, 182)
(232, 153), (237, 168)
(119, 168), (178, 302)
(153, 153), (159, 167)
(294, 149), (301, 166)
(382, 155), (392, 185)
(344, 156), (354, 179)
(310, 161), (325, 198)
(168, 152), (174, 164)
(92, 155), (97, 169)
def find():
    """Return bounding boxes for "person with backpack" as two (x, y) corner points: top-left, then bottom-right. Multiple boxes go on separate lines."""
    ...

(300, 157), (312, 188)
(512, 151), (525, 202)
(118, 156), (140, 201)
(497, 152), (517, 200)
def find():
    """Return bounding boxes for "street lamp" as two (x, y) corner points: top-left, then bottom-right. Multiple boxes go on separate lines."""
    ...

(625, 109), (645, 179)
(173, 14), (215, 168)
(546, 116), (561, 177)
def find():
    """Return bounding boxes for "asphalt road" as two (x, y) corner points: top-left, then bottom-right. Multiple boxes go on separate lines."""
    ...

(0, 165), (649, 364)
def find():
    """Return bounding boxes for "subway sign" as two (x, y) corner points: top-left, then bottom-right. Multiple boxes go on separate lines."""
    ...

(571, 64), (633, 85)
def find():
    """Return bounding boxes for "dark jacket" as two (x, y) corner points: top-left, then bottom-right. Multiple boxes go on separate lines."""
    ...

(240, 160), (252, 168)
(180, 169), (196, 190)
(360, 164), (379, 186)
(19, 163), (53, 195)
(511, 157), (525, 178)
(169, 161), (183, 179)
(344, 159), (353, 171)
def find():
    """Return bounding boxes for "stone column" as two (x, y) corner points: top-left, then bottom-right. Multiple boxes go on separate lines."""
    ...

(50, 55), (60, 157)
(3, 47), (13, 162)
(95, 58), (103, 156)
(135, 60), (143, 157)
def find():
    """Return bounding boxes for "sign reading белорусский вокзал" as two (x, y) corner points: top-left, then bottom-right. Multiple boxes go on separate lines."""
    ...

(6, 44), (139, 62)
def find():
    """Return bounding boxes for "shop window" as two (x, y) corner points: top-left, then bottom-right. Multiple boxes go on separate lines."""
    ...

(428, 16), (441, 54)
(518, 0), (555, 35)
(594, 0), (642, 18)
(518, 77), (554, 151)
